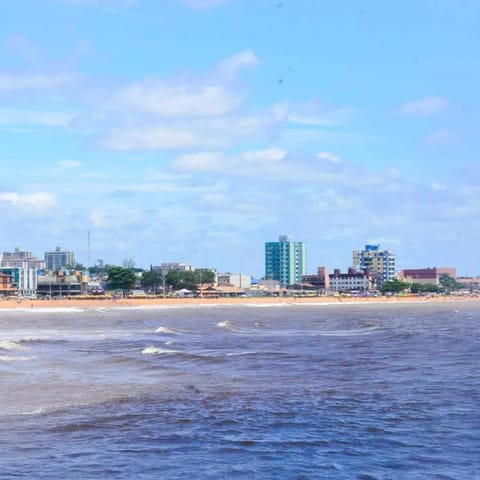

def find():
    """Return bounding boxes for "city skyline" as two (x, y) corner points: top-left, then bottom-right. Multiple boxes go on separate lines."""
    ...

(1, 239), (467, 282)
(1, 1), (479, 276)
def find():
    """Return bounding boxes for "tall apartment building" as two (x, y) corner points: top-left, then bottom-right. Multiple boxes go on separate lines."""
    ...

(2, 247), (45, 270)
(352, 244), (396, 283)
(265, 235), (307, 287)
(44, 247), (75, 271)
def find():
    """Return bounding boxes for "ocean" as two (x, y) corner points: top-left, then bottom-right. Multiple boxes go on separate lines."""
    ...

(0, 302), (478, 479)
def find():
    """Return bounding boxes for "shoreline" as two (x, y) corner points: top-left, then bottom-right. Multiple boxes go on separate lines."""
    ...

(1, 294), (479, 311)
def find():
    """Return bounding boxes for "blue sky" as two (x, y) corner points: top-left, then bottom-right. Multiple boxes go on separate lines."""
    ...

(1, 0), (479, 276)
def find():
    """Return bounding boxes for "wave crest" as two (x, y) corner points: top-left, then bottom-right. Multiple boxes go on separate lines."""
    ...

(0, 340), (30, 351)
(155, 326), (177, 334)
(142, 346), (181, 355)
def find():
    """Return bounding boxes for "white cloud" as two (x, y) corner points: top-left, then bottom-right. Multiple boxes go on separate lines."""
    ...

(398, 96), (448, 115)
(0, 192), (55, 212)
(0, 73), (72, 91)
(316, 152), (341, 163)
(243, 148), (287, 163)
(425, 128), (456, 145)
(430, 182), (447, 191)
(113, 82), (243, 117)
(0, 107), (74, 126)
(173, 152), (225, 171)
(182, 0), (229, 9)
(90, 208), (147, 228)
(102, 126), (225, 150)
(286, 100), (350, 127)
(217, 50), (259, 79)
(102, 106), (282, 151)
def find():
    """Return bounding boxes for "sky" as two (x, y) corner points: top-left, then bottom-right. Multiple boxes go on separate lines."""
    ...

(0, 0), (479, 277)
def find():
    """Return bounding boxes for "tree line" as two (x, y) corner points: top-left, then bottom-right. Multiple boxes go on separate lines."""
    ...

(104, 266), (216, 297)
(380, 274), (465, 294)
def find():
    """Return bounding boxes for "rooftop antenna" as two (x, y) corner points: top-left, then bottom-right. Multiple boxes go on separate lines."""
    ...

(87, 230), (91, 268)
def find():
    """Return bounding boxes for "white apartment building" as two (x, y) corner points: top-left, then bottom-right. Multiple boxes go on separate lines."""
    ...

(217, 273), (251, 288)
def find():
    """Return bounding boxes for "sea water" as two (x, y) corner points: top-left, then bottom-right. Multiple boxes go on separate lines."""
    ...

(0, 302), (478, 479)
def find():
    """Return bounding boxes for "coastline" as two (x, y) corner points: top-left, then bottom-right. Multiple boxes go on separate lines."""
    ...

(1, 294), (478, 311)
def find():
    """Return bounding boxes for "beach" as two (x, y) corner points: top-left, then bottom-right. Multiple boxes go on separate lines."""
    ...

(2, 293), (478, 310)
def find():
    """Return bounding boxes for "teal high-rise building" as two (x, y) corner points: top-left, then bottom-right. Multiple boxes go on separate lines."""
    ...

(265, 235), (307, 287)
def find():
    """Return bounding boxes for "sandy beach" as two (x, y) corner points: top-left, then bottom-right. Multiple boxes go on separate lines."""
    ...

(1, 294), (478, 310)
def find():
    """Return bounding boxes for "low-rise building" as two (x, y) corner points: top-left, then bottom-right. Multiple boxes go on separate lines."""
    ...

(0, 272), (16, 296)
(302, 267), (330, 290)
(36, 271), (88, 297)
(329, 268), (376, 293)
(398, 267), (457, 285)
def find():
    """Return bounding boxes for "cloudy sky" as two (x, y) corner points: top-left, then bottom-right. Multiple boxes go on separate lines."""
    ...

(1, 0), (479, 276)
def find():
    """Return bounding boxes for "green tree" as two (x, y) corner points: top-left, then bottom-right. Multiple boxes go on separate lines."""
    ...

(106, 266), (137, 297)
(439, 274), (462, 293)
(164, 269), (216, 292)
(165, 270), (197, 291)
(141, 270), (164, 294)
(195, 268), (215, 285)
(380, 279), (409, 294)
(410, 283), (440, 294)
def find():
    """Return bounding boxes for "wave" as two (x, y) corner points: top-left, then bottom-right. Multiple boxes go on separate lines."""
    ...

(217, 320), (234, 329)
(155, 326), (177, 335)
(0, 340), (30, 351)
(0, 354), (36, 362)
(0, 307), (86, 313)
(315, 327), (381, 337)
(142, 346), (182, 355)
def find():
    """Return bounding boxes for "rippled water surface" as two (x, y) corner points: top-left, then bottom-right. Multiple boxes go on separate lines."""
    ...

(0, 302), (479, 479)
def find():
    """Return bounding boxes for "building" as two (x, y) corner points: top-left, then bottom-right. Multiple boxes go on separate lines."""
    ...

(265, 235), (307, 287)
(153, 263), (195, 276)
(329, 268), (376, 292)
(44, 247), (75, 272)
(36, 271), (87, 297)
(1, 247), (45, 270)
(302, 267), (330, 290)
(398, 267), (457, 285)
(353, 244), (396, 284)
(456, 276), (480, 292)
(0, 266), (37, 297)
(0, 272), (16, 296)
(217, 273), (251, 289)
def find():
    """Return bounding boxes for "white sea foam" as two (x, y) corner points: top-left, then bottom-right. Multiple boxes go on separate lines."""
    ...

(0, 307), (86, 314)
(0, 354), (35, 362)
(217, 320), (233, 329)
(165, 340), (176, 346)
(317, 327), (380, 337)
(142, 346), (181, 355)
(0, 340), (30, 351)
(226, 351), (260, 357)
(155, 326), (177, 334)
